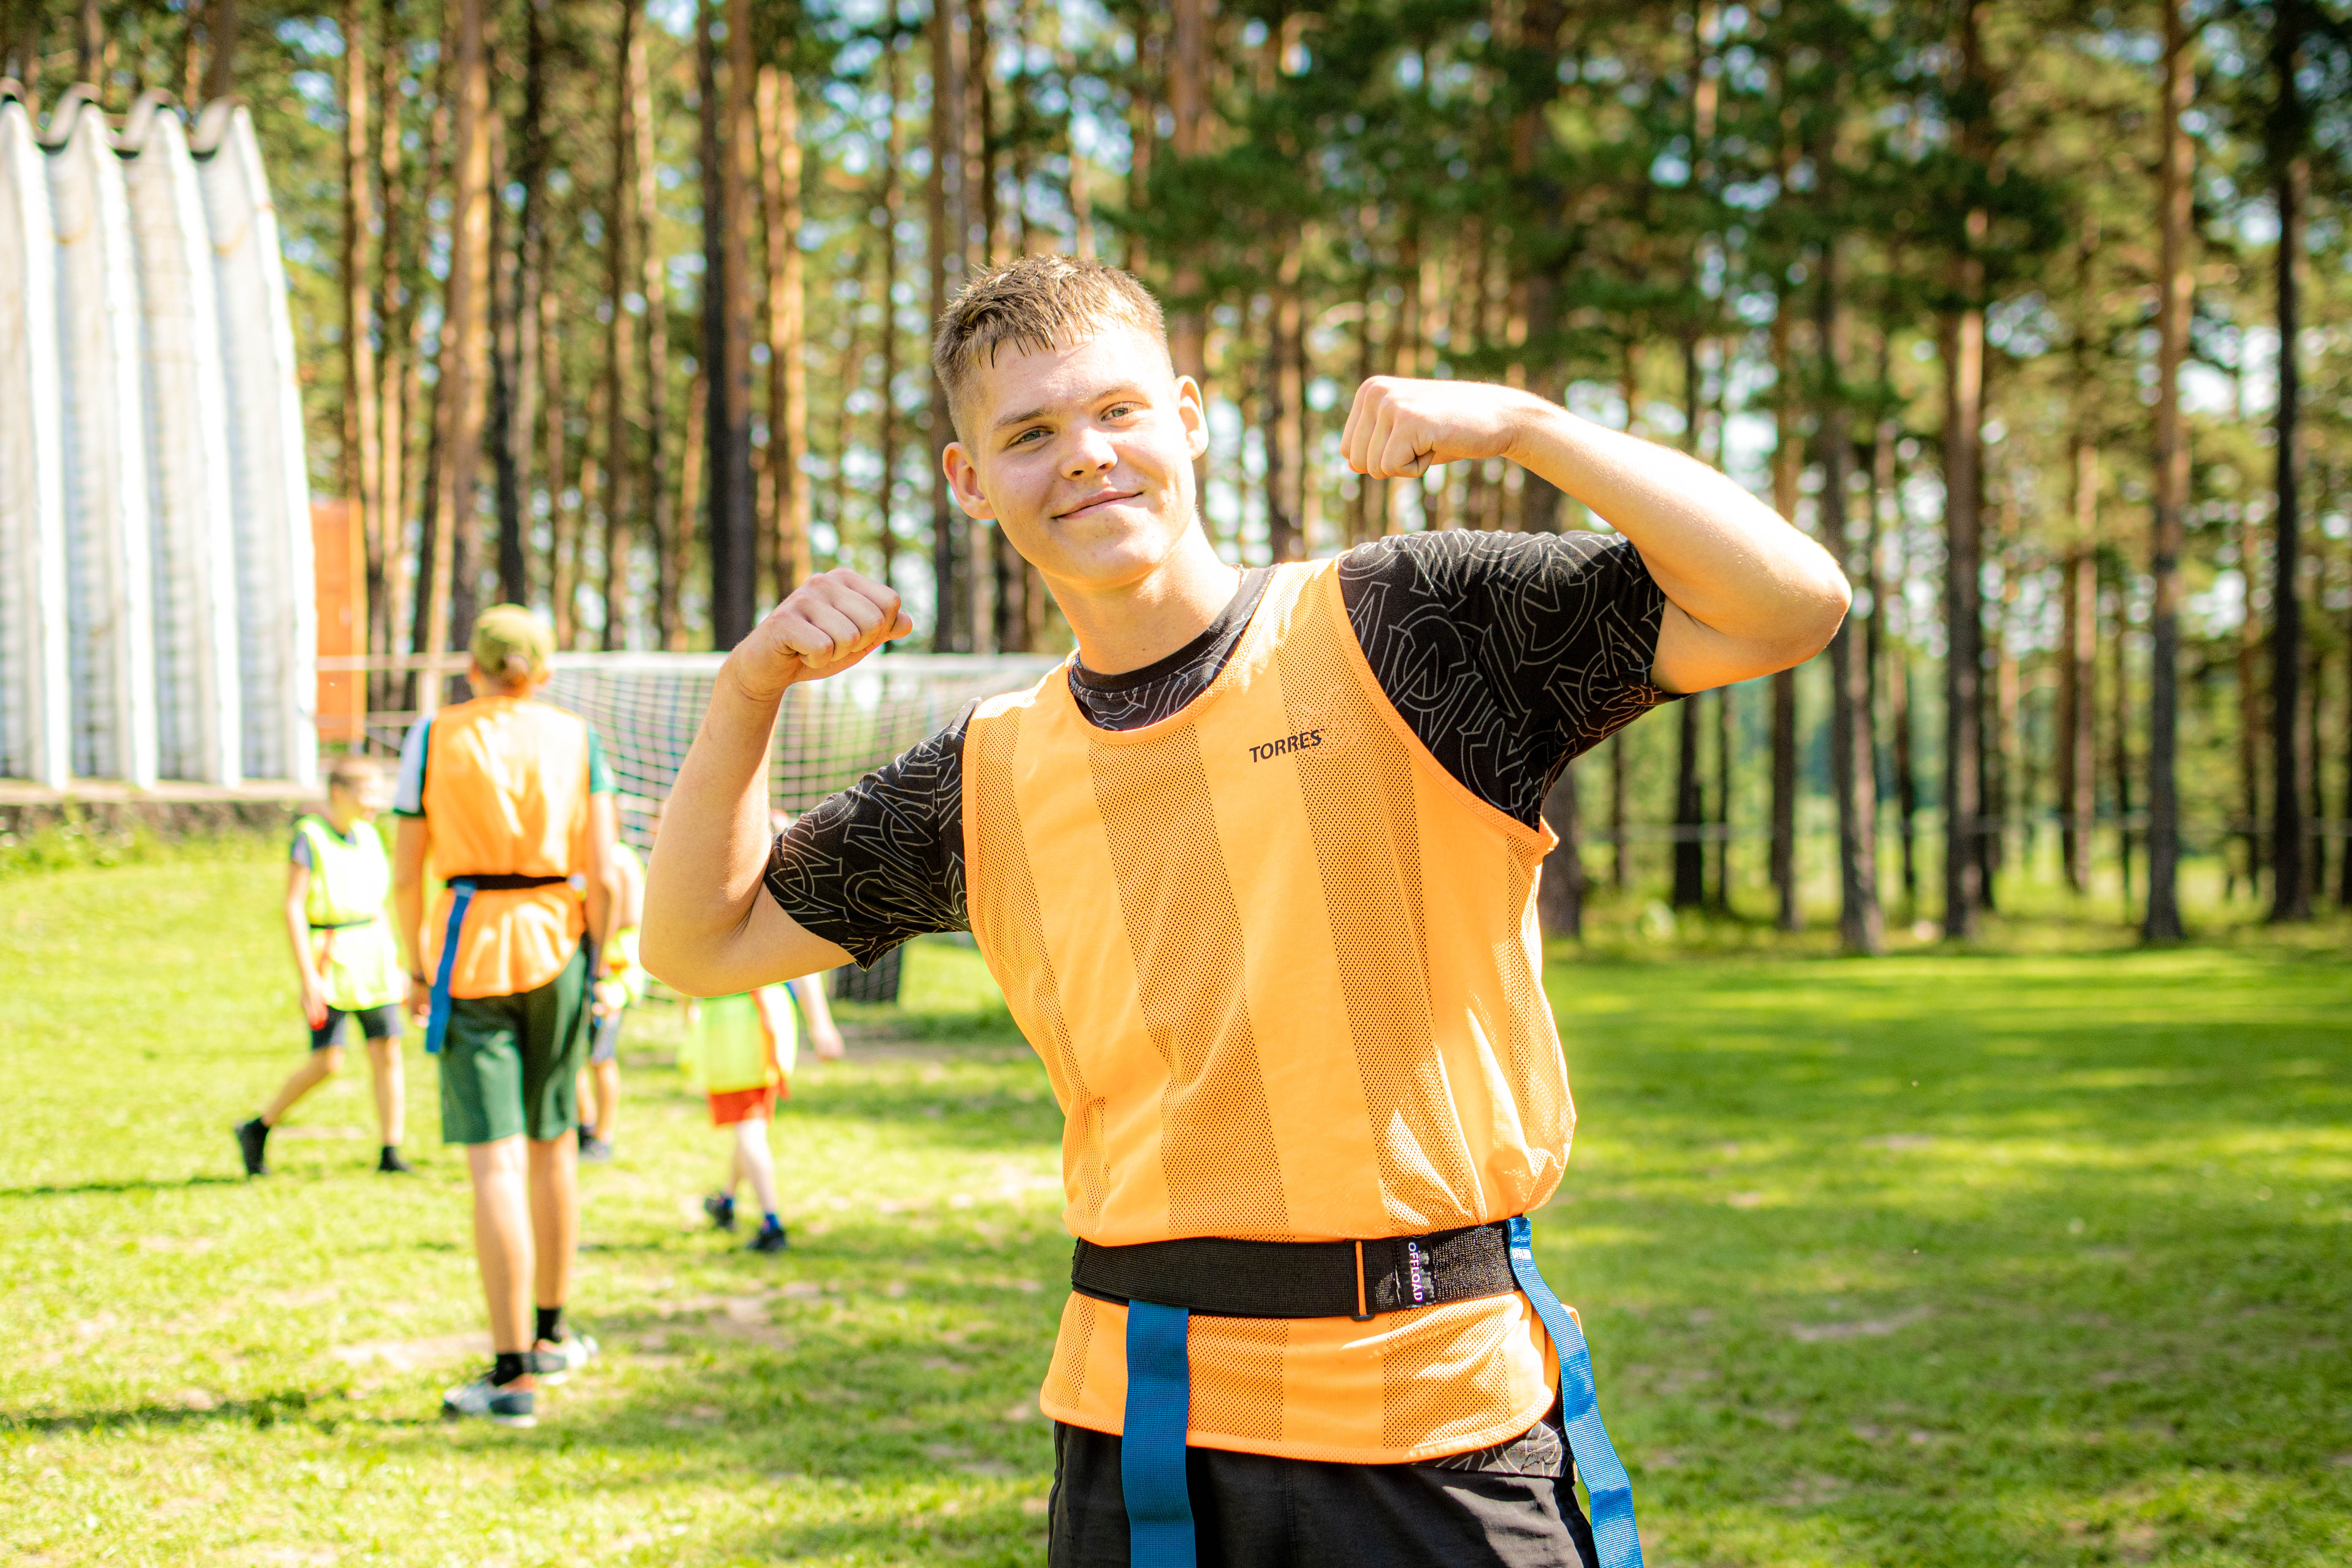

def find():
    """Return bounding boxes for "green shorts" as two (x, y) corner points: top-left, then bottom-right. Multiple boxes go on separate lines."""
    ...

(438, 943), (591, 1145)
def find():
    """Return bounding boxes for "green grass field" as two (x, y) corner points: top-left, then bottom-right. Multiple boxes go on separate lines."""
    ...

(2, 837), (2347, 1566)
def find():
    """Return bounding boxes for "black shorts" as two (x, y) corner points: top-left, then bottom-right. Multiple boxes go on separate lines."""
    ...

(588, 1010), (623, 1064)
(311, 1004), (404, 1051)
(1046, 1407), (1599, 1568)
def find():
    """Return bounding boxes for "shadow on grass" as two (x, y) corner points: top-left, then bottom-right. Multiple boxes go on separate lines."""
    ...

(0, 1173), (248, 1200)
(6, 1386), (327, 1436)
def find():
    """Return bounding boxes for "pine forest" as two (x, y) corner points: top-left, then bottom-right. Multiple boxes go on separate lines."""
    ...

(4, 0), (2349, 947)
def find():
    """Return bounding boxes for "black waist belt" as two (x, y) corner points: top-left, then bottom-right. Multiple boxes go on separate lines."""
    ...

(307, 917), (380, 930)
(446, 873), (569, 890)
(1071, 1222), (1518, 1323)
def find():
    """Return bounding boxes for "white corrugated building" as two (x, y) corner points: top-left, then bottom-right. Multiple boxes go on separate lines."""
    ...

(0, 84), (315, 791)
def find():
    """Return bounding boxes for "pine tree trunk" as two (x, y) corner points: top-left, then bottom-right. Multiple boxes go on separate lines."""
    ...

(342, 0), (381, 688)
(629, 20), (674, 649)
(1940, 1), (1989, 939)
(2144, 0), (2193, 940)
(538, 278), (569, 644)
(2061, 444), (2098, 893)
(1712, 687), (1734, 912)
(2111, 571), (2135, 914)
(496, 0), (550, 609)
(1167, 0), (1210, 448)
(1820, 240), (1881, 954)
(2268, 8), (2309, 920)
(1538, 765), (1584, 940)
(966, 0), (998, 265)
(831, 252), (864, 568)
(600, 0), (640, 651)
(926, 0), (970, 647)
(1672, 335), (1706, 909)
(875, 18), (905, 586)
(487, 101), (525, 608)
(700, 0), (757, 647)
(758, 63), (810, 604)
(372, 0), (408, 711)
(677, 372), (707, 641)
(1610, 732), (1629, 892)
(1265, 236), (1304, 563)
(1769, 308), (1801, 933)
(1672, 698), (1705, 910)
(420, 0), (493, 712)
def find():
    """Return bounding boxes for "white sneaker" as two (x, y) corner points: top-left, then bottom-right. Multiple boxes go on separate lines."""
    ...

(441, 1370), (536, 1427)
(528, 1331), (598, 1386)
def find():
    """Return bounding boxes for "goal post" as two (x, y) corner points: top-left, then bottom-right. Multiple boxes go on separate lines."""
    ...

(543, 651), (1061, 850)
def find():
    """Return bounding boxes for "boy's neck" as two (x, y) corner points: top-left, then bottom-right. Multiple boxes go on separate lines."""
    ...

(1054, 528), (1244, 677)
(324, 801), (365, 835)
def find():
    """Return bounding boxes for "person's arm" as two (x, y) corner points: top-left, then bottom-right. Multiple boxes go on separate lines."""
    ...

(617, 850), (645, 931)
(794, 971), (846, 1060)
(283, 860), (327, 1029)
(641, 569), (913, 996)
(393, 815), (431, 1022)
(1341, 377), (1850, 693)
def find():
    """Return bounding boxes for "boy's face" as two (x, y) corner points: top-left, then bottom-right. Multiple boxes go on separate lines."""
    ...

(332, 778), (388, 821)
(942, 326), (1210, 595)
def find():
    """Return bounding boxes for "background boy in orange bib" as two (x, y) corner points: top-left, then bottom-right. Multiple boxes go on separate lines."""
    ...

(646, 259), (1848, 1566)
(392, 605), (624, 1427)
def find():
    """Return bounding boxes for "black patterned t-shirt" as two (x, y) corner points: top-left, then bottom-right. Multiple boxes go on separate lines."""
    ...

(767, 530), (1674, 966)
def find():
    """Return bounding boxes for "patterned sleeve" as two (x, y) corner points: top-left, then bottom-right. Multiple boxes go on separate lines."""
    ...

(762, 707), (973, 968)
(1339, 529), (1677, 828)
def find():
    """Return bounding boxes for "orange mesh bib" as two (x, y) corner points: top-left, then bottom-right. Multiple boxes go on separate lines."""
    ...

(963, 559), (1574, 1463)
(420, 695), (592, 999)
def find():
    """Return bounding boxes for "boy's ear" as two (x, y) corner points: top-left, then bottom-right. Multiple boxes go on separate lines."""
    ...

(1176, 375), (1210, 461)
(943, 444), (996, 520)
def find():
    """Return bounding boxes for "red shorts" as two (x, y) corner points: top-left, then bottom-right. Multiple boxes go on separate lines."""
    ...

(707, 1083), (784, 1126)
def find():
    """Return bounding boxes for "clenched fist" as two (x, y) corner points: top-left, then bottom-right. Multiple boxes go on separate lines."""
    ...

(728, 568), (915, 702)
(1341, 376), (1548, 480)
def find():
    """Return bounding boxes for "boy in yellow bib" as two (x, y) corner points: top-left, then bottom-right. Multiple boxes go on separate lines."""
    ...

(237, 755), (411, 1176)
(685, 965), (844, 1251)
(647, 259), (1848, 1568)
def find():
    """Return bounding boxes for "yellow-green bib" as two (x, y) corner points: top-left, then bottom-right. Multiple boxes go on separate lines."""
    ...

(295, 815), (405, 1012)
(683, 990), (795, 1094)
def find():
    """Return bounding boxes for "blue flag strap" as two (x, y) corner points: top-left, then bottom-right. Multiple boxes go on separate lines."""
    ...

(1507, 1214), (1643, 1568)
(422, 878), (476, 1057)
(1121, 1301), (1197, 1568)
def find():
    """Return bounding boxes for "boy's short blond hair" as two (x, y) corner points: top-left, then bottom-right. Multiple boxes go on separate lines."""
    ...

(931, 256), (1171, 437)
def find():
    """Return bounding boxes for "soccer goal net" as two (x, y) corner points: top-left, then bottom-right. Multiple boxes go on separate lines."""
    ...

(543, 651), (1061, 852)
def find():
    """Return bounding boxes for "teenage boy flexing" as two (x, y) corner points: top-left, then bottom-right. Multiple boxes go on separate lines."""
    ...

(645, 258), (1846, 1568)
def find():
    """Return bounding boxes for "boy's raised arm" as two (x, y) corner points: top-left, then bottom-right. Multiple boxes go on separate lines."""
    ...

(642, 570), (914, 997)
(1342, 377), (1850, 694)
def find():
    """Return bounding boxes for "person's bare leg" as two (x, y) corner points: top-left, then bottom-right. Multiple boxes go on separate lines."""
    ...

(260, 1046), (342, 1126)
(466, 1138), (534, 1352)
(734, 1116), (780, 1216)
(527, 1135), (579, 1315)
(574, 1068), (596, 1132)
(589, 1059), (621, 1141)
(365, 1037), (405, 1147)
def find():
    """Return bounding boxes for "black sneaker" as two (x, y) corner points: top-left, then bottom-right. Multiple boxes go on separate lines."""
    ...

(441, 1368), (536, 1427)
(702, 1192), (736, 1232)
(746, 1222), (789, 1254)
(234, 1118), (270, 1177)
(577, 1134), (614, 1164)
(378, 1147), (414, 1175)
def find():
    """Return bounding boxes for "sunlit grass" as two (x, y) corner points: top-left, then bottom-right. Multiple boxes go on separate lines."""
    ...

(1, 836), (2346, 1565)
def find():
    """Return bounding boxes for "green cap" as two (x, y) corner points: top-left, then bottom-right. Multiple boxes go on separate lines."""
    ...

(470, 604), (554, 683)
